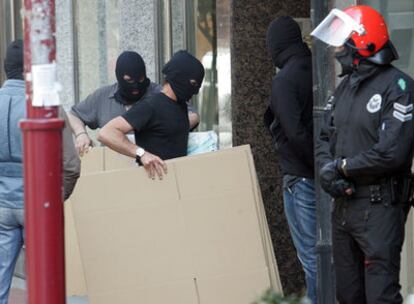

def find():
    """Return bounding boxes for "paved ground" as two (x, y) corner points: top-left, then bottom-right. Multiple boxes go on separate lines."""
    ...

(9, 277), (89, 304)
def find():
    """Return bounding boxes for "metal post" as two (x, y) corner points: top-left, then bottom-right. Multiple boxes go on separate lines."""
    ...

(310, 0), (337, 303)
(20, 1), (66, 304)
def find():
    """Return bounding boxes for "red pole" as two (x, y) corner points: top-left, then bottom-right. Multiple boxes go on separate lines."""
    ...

(20, 1), (66, 304)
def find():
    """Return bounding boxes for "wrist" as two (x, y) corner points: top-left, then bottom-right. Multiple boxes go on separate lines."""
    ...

(135, 147), (146, 165)
(75, 131), (88, 138)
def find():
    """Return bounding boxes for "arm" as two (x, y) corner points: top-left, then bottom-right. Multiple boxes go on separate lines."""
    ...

(344, 90), (414, 177)
(68, 89), (102, 155)
(188, 112), (200, 130)
(315, 107), (335, 169)
(187, 103), (200, 130)
(98, 116), (137, 157)
(98, 116), (167, 180)
(67, 112), (93, 156)
(60, 109), (81, 200)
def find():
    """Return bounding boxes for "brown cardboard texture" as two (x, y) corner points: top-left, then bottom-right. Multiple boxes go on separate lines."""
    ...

(65, 147), (105, 296)
(104, 146), (136, 171)
(64, 200), (87, 296)
(70, 146), (281, 303)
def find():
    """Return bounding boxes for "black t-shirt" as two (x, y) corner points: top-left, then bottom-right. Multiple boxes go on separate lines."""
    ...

(122, 93), (189, 160)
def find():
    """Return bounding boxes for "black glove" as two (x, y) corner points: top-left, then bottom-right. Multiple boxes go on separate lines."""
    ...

(320, 160), (354, 198)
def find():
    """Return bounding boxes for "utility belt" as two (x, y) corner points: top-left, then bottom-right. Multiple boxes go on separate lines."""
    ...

(352, 175), (414, 206)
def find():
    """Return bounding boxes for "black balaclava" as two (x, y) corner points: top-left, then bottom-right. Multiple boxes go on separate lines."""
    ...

(266, 16), (309, 68)
(335, 42), (359, 77)
(115, 51), (150, 105)
(4, 39), (24, 80)
(162, 50), (205, 103)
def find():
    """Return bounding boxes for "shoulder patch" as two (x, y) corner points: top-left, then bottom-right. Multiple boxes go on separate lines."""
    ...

(394, 102), (413, 114)
(366, 94), (382, 113)
(393, 111), (412, 122)
(398, 78), (407, 91)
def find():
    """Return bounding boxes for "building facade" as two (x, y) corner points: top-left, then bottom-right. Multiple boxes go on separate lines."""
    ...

(1, 0), (414, 296)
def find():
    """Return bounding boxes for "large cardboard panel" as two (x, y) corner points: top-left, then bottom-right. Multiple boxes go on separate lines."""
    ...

(80, 147), (105, 175)
(71, 146), (279, 303)
(172, 148), (252, 199)
(65, 147), (104, 296)
(64, 200), (87, 296)
(89, 280), (198, 304)
(196, 268), (271, 304)
(180, 192), (267, 277)
(104, 147), (136, 171)
(245, 148), (283, 292)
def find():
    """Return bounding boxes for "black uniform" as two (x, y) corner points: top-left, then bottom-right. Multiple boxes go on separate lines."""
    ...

(317, 63), (414, 303)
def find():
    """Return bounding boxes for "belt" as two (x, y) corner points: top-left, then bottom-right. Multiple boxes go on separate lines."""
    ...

(352, 184), (385, 201)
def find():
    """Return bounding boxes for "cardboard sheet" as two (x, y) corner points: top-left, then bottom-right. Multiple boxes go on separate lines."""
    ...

(67, 146), (282, 303)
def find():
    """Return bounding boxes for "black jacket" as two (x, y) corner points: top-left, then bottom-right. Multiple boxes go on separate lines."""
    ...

(317, 63), (414, 184)
(265, 43), (314, 178)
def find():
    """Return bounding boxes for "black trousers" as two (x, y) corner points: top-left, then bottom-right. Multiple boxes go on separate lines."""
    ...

(332, 196), (409, 304)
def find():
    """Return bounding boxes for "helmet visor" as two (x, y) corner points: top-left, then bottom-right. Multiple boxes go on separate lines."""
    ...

(311, 9), (366, 47)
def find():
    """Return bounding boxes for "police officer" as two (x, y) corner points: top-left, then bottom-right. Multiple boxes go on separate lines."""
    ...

(312, 5), (414, 304)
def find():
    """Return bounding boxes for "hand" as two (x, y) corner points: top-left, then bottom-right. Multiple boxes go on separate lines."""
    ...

(75, 132), (93, 157)
(320, 160), (354, 198)
(140, 151), (168, 180)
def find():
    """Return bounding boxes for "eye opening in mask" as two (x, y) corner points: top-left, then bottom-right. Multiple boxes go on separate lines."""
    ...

(190, 79), (199, 87)
(123, 74), (146, 83)
(123, 74), (134, 83)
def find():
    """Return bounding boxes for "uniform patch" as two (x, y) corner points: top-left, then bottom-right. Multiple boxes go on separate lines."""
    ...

(393, 111), (412, 122)
(394, 102), (413, 114)
(366, 94), (382, 113)
(398, 78), (407, 91)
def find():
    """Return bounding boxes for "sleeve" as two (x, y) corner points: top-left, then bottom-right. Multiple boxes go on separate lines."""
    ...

(122, 100), (155, 133)
(60, 109), (81, 200)
(271, 77), (314, 168)
(315, 107), (335, 169)
(345, 84), (414, 176)
(70, 89), (101, 129)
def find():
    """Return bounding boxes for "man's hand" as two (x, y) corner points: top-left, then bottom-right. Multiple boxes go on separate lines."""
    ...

(140, 151), (168, 180)
(75, 132), (93, 157)
(320, 160), (354, 198)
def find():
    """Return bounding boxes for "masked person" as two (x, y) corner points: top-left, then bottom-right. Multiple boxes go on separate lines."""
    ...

(0, 40), (80, 304)
(98, 50), (204, 180)
(264, 16), (317, 303)
(67, 51), (200, 156)
(312, 5), (414, 303)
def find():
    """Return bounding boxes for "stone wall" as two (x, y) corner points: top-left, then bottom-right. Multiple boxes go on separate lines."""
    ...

(231, 0), (311, 295)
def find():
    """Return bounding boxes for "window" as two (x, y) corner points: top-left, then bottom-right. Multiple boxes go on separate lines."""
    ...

(361, 0), (414, 78)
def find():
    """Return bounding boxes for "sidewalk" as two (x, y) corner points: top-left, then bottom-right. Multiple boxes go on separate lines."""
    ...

(9, 277), (88, 304)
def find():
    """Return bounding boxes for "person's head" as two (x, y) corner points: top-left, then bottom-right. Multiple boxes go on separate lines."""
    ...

(311, 5), (398, 74)
(4, 39), (24, 80)
(266, 16), (303, 68)
(115, 51), (150, 104)
(161, 50), (205, 102)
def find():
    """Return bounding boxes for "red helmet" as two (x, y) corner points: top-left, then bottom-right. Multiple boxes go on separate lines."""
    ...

(311, 5), (390, 57)
(344, 6), (389, 57)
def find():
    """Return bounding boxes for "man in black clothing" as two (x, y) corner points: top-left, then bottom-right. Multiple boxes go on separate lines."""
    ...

(98, 50), (204, 180)
(312, 5), (414, 303)
(264, 16), (317, 303)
